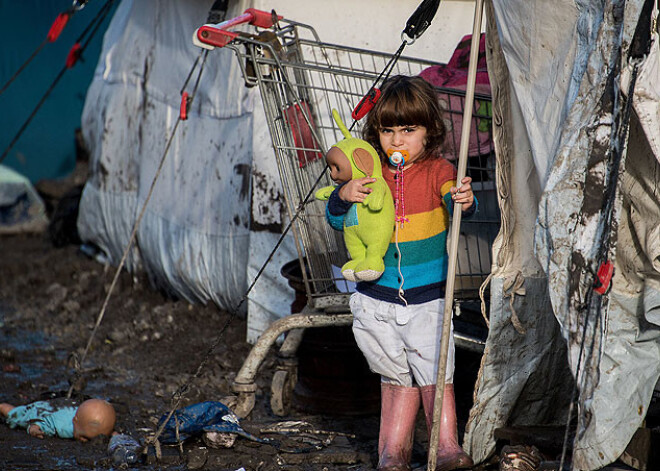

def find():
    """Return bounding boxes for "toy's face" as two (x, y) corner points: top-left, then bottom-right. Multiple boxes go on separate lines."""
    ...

(73, 414), (95, 442)
(73, 399), (116, 442)
(326, 147), (353, 184)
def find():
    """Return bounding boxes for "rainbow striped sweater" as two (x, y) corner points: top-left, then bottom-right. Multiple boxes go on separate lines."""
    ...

(328, 157), (476, 305)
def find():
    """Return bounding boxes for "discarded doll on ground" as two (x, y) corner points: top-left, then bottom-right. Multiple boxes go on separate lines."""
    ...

(0, 397), (115, 441)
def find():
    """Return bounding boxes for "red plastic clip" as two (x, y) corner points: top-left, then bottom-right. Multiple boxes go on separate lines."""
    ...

(594, 261), (614, 295)
(197, 25), (239, 48)
(196, 9), (283, 49)
(180, 92), (189, 120)
(352, 88), (381, 121)
(66, 43), (81, 68)
(245, 8), (282, 28)
(48, 12), (71, 42)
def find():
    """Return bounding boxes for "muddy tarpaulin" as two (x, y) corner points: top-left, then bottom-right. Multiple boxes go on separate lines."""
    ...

(77, 0), (297, 330)
(465, 1), (659, 470)
(0, 165), (48, 234)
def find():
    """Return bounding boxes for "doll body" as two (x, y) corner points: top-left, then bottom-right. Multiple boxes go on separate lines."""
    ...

(316, 110), (394, 282)
(1, 398), (115, 441)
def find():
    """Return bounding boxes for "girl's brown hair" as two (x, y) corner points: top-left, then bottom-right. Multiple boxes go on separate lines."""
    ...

(362, 75), (447, 162)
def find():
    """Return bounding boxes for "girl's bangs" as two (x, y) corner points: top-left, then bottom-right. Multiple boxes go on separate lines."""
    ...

(376, 92), (430, 128)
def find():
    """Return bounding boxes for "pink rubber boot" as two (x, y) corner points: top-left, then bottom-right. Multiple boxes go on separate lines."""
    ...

(377, 383), (421, 471)
(420, 384), (474, 471)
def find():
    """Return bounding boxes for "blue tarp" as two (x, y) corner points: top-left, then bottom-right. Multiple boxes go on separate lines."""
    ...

(157, 401), (268, 444)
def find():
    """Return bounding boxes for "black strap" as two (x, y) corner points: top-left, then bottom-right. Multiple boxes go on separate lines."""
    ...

(403, 0), (441, 40)
(206, 0), (229, 24)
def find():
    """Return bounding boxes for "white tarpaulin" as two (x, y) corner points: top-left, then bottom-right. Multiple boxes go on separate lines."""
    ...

(78, 0), (264, 311)
(466, 1), (660, 470)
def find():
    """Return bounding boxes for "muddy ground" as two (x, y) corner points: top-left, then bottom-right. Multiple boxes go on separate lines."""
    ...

(0, 194), (488, 471)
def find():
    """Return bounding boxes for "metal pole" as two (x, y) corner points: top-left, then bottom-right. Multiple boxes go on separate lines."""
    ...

(427, 0), (485, 469)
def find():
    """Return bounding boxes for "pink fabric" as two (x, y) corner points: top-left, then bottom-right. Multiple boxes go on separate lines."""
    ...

(419, 34), (492, 161)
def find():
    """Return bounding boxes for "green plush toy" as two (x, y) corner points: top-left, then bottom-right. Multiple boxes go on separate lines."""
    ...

(316, 110), (395, 282)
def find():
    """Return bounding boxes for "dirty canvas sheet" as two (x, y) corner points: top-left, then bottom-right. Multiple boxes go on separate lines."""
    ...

(465, 1), (659, 470)
(77, 0), (296, 325)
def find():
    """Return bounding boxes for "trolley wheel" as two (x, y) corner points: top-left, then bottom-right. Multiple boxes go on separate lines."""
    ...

(271, 369), (296, 416)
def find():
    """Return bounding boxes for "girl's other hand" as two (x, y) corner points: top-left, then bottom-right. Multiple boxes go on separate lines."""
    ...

(451, 176), (474, 210)
(338, 177), (376, 203)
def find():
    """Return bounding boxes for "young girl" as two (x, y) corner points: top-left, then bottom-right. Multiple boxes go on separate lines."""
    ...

(326, 75), (476, 471)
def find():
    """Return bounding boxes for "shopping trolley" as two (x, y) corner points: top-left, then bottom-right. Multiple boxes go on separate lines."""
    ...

(194, 9), (498, 418)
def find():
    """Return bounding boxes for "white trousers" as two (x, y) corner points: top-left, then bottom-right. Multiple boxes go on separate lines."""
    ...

(350, 292), (455, 387)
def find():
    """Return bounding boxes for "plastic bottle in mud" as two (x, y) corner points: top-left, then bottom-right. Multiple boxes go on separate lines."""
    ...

(107, 433), (141, 465)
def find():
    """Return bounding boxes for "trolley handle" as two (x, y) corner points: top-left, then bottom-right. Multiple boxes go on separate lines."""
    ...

(193, 8), (283, 50)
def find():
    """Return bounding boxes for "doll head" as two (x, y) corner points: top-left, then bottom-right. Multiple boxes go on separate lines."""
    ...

(326, 109), (382, 184)
(72, 399), (116, 442)
(362, 75), (447, 162)
(326, 146), (353, 184)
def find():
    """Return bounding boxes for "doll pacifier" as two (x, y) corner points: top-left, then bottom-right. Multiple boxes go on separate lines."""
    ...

(387, 149), (409, 167)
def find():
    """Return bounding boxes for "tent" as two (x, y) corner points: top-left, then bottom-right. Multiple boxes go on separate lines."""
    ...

(75, 0), (660, 469)
(464, 1), (660, 470)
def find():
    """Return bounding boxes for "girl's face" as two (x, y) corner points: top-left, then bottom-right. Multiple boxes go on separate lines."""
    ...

(378, 125), (427, 166)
